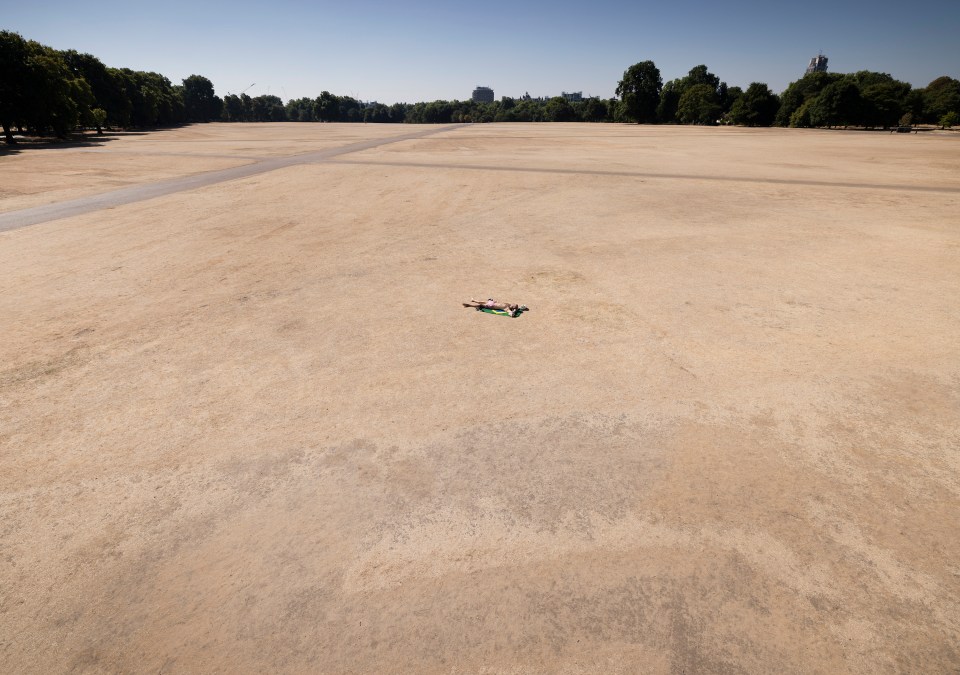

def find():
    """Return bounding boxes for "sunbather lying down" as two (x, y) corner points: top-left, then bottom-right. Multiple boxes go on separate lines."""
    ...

(462, 298), (528, 317)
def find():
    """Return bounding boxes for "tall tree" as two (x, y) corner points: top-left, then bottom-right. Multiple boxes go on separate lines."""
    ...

(656, 80), (682, 123)
(839, 71), (910, 128)
(544, 96), (576, 122)
(1, 34), (92, 138)
(658, 65), (725, 123)
(581, 97), (609, 122)
(23, 41), (93, 137)
(315, 91), (339, 122)
(722, 86), (743, 117)
(222, 94), (244, 121)
(285, 97), (316, 122)
(338, 96), (361, 122)
(615, 60), (662, 123)
(808, 79), (863, 127)
(250, 95), (284, 122)
(0, 31), (29, 142)
(389, 102), (407, 123)
(861, 80), (911, 128)
(182, 74), (220, 122)
(676, 83), (721, 125)
(239, 93), (254, 121)
(60, 51), (127, 132)
(683, 65), (720, 91)
(776, 71), (842, 126)
(922, 76), (960, 123)
(728, 83), (779, 126)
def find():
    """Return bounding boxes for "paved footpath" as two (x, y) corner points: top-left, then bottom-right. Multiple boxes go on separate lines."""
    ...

(0, 124), (466, 233)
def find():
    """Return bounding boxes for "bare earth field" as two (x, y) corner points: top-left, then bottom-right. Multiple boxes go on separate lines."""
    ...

(1, 122), (958, 673)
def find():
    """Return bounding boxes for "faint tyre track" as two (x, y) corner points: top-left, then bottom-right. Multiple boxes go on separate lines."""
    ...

(331, 158), (960, 194)
(0, 124), (468, 233)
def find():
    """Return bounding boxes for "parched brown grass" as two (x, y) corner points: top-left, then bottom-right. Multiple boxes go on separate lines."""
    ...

(1, 123), (958, 673)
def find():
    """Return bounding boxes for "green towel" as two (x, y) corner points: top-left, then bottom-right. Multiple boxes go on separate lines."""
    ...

(478, 307), (527, 318)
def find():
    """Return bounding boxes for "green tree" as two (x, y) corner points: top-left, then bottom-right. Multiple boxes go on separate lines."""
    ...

(840, 71), (911, 128)
(658, 65), (725, 123)
(404, 102), (426, 124)
(363, 103), (392, 123)
(775, 71), (842, 126)
(544, 96), (576, 122)
(922, 76), (960, 123)
(677, 83), (721, 125)
(389, 102), (407, 123)
(338, 96), (361, 122)
(656, 79), (682, 122)
(315, 91), (339, 121)
(0, 31), (29, 142)
(808, 79), (863, 127)
(511, 100), (542, 122)
(239, 93), (254, 121)
(270, 102), (287, 121)
(728, 83), (779, 126)
(90, 107), (107, 133)
(615, 60), (662, 123)
(904, 89), (925, 120)
(861, 80), (910, 128)
(722, 86), (743, 118)
(683, 64), (720, 91)
(420, 100), (453, 123)
(581, 97), (608, 122)
(789, 100), (813, 128)
(116, 70), (184, 127)
(285, 97), (316, 122)
(104, 67), (133, 127)
(182, 74), (220, 122)
(250, 95), (284, 122)
(61, 51), (128, 131)
(222, 94), (243, 121)
(23, 42), (93, 137)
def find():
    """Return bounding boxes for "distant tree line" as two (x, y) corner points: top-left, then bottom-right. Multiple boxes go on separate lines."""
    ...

(615, 60), (960, 129)
(3, 29), (958, 144)
(0, 30), (220, 142)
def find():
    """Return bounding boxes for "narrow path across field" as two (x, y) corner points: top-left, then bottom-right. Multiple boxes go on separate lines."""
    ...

(332, 158), (960, 194)
(0, 124), (468, 233)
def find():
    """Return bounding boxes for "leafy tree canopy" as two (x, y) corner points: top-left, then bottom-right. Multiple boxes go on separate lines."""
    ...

(808, 79), (863, 128)
(182, 74), (221, 123)
(729, 83), (780, 127)
(4, 29), (960, 140)
(775, 71), (843, 126)
(0, 30), (30, 141)
(616, 60), (662, 123)
(677, 83), (721, 125)
(922, 76), (960, 122)
(658, 65), (726, 123)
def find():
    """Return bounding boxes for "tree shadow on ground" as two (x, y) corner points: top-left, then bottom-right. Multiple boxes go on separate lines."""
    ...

(0, 128), (182, 157)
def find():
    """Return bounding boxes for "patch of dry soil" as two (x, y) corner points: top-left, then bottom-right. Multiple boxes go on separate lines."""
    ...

(1, 123), (958, 673)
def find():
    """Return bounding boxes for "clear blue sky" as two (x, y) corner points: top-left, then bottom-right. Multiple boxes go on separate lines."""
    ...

(6, 0), (959, 103)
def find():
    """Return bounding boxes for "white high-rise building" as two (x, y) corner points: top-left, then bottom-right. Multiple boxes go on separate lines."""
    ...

(806, 55), (829, 74)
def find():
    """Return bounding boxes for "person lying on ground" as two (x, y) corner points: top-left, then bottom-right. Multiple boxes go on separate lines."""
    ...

(462, 298), (526, 317)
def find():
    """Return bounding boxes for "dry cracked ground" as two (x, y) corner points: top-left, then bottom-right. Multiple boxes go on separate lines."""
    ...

(1, 123), (959, 673)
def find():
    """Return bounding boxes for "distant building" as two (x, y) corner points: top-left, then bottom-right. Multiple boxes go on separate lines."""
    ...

(472, 86), (494, 103)
(561, 91), (582, 102)
(806, 54), (828, 74)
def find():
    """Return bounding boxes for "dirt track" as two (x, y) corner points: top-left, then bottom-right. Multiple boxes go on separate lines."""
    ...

(1, 123), (959, 673)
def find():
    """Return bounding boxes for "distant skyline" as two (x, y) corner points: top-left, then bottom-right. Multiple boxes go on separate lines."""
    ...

(6, 0), (959, 104)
